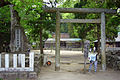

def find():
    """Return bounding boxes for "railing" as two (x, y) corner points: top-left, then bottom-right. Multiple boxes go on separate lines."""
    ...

(0, 52), (34, 71)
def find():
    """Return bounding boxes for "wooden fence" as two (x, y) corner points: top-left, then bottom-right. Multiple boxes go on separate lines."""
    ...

(0, 52), (34, 71)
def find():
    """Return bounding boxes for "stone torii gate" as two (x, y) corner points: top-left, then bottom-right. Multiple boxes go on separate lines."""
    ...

(43, 8), (117, 71)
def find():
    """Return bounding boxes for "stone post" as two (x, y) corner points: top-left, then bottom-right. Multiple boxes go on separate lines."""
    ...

(10, 5), (29, 52)
(84, 40), (90, 73)
(101, 12), (106, 71)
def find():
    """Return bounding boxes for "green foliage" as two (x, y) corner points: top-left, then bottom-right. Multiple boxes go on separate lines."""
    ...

(0, 0), (44, 49)
(0, 5), (10, 33)
(17, 0), (57, 46)
(1, 0), (119, 50)
(0, 78), (3, 80)
(73, 0), (88, 40)
(58, 0), (79, 8)
(24, 12), (56, 46)
(106, 14), (120, 40)
(61, 13), (75, 37)
(0, 5), (11, 50)
(74, 0), (119, 42)
(60, 23), (68, 33)
(59, 0), (119, 48)
(16, 78), (20, 80)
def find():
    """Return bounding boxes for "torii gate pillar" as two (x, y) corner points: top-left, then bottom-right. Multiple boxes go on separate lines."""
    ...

(55, 11), (60, 71)
(101, 12), (106, 71)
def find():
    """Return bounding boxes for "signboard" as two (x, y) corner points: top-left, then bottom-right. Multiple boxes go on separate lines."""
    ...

(15, 28), (21, 51)
(83, 40), (90, 73)
(84, 40), (90, 59)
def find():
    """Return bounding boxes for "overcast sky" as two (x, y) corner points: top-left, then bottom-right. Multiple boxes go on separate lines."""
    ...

(43, 0), (49, 2)
(43, 0), (60, 7)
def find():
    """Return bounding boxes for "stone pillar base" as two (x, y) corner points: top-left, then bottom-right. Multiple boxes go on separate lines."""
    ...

(55, 66), (60, 71)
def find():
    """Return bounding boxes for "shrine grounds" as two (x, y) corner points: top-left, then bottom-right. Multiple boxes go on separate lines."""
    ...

(35, 50), (120, 80)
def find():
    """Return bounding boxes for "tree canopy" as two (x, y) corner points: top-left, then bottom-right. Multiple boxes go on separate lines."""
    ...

(59, 0), (120, 44)
(0, 0), (120, 51)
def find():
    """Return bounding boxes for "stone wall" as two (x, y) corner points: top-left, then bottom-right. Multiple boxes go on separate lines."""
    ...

(0, 72), (37, 80)
(106, 50), (120, 70)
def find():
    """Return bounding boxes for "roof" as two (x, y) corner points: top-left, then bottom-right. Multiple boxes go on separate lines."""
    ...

(45, 38), (81, 43)
(94, 37), (120, 42)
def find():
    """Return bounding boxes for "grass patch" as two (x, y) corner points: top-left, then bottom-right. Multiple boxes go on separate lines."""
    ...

(16, 78), (20, 80)
(0, 78), (3, 80)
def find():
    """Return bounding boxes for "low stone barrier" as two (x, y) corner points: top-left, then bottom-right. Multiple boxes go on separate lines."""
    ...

(106, 50), (120, 70)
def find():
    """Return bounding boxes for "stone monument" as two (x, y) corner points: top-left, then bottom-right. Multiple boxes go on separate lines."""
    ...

(10, 5), (29, 52)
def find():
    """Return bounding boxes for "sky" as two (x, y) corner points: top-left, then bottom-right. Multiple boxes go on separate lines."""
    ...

(43, 0), (50, 2)
(43, 0), (61, 7)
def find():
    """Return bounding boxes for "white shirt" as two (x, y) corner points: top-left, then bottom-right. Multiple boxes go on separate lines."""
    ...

(88, 53), (96, 61)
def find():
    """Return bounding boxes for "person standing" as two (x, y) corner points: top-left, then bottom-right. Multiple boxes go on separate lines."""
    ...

(88, 52), (98, 72)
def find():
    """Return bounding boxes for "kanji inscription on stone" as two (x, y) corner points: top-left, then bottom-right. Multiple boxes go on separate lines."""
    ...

(84, 40), (90, 59)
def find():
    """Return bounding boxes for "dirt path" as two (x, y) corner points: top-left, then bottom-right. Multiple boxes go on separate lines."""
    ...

(38, 66), (120, 80)
(36, 50), (120, 80)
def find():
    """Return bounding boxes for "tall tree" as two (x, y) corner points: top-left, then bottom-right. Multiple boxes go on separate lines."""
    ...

(0, 0), (43, 52)
(23, 0), (58, 65)
(73, 0), (89, 52)
(83, 0), (120, 51)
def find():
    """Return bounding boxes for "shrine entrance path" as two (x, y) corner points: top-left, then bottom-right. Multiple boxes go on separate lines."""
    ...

(36, 50), (120, 80)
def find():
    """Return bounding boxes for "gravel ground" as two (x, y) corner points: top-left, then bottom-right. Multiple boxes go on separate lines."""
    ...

(34, 50), (120, 80)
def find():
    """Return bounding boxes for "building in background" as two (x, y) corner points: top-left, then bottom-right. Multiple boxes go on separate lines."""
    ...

(94, 32), (120, 51)
(44, 33), (81, 50)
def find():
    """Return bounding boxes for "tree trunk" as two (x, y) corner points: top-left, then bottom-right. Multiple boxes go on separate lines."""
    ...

(82, 39), (84, 53)
(40, 27), (43, 54)
(97, 24), (100, 55)
(39, 12), (44, 66)
(39, 27), (44, 66)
